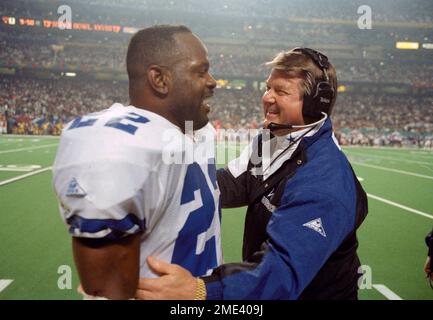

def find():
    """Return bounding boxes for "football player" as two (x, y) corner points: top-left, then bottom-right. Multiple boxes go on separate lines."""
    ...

(52, 25), (221, 299)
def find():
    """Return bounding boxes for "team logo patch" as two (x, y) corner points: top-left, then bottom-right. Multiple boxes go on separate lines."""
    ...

(66, 178), (87, 197)
(303, 218), (327, 237)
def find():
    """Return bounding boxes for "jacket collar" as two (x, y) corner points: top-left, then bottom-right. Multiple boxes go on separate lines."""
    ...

(300, 117), (333, 149)
(259, 118), (331, 181)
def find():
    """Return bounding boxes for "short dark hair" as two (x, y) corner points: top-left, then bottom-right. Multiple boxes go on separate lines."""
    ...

(126, 25), (192, 81)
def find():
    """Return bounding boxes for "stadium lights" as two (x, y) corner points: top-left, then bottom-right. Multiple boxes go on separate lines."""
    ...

(64, 72), (76, 77)
(338, 85), (347, 92)
(395, 42), (419, 50)
(422, 43), (433, 49)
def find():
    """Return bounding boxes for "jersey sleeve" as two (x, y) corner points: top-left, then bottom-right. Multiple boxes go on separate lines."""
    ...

(52, 121), (166, 241)
(53, 158), (163, 240)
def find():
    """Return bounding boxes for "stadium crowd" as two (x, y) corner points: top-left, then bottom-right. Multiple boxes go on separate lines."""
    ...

(1, 77), (432, 148)
(1, 0), (432, 147)
(1, 40), (432, 85)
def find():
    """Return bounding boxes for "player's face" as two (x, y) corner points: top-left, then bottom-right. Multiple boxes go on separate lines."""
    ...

(170, 33), (216, 131)
(262, 69), (305, 135)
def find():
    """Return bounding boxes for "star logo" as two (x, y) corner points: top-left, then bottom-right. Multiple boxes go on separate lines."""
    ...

(287, 135), (295, 143)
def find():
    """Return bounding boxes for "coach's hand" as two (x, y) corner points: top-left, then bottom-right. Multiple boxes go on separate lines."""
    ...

(135, 256), (197, 300)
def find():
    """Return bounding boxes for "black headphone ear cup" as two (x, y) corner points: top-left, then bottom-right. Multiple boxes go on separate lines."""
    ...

(302, 92), (315, 119)
(296, 47), (334, 120)
(311, 82), (334, 116)
(302, 82), (333, 119)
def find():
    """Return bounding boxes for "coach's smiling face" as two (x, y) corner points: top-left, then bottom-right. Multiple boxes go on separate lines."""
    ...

(262, 69), (305, 135)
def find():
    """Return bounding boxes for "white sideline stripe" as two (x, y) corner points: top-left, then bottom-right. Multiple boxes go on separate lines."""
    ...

(346, 151), (433, 166)
(357, 176), (364, 181)
(344, 146), (433, 153)
(351, 161), (433, 180)
(0, 168), (36, 172)
(373, 284), (403, 300)
(0, 166), (52, 186)
(367, 193), (433, 220)
(0, 280), (13, 293)
(0, 143), (58, 154)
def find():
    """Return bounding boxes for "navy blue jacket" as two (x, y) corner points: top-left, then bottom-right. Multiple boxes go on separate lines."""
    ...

(203, 118), (368, 299)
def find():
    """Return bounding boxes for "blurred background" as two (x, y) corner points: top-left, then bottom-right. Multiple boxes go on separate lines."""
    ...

(0, 0), (432, 146)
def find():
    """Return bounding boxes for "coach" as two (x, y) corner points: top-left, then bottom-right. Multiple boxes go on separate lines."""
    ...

(137, 48), (369, 300)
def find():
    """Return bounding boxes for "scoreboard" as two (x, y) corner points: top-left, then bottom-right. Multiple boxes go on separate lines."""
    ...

(1, 15), (138, 34)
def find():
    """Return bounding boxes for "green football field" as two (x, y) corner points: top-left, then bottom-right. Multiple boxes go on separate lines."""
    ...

(0, 134), (432, 300)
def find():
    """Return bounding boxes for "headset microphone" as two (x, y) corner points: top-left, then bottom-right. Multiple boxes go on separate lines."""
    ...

(267, 112), (328, 132)
(267, 122), (293, 131)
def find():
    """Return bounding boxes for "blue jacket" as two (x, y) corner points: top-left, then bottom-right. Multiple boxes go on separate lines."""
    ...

(204, 118), (368, 299)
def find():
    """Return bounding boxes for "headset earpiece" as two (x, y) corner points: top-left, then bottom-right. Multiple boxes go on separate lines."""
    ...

(292, 48), (335, 120)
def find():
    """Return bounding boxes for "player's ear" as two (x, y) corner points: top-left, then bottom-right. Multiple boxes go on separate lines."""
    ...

(147, 65), (171, 96)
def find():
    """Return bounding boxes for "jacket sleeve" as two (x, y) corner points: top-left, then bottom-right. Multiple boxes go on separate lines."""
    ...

(216, 137), (256, 208)
(202, 189), (356, 299)
(217, 168), (248, 208)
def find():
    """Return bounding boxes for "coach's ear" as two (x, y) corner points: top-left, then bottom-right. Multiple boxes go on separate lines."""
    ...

(147, 65), (171, 96)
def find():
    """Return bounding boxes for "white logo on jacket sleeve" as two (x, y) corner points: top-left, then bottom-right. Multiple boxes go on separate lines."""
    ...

(303, 218), (327, 237)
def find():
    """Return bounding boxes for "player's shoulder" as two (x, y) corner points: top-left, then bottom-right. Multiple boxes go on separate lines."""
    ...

(62, 103), (182, 144)
(56, 103), (185, 168)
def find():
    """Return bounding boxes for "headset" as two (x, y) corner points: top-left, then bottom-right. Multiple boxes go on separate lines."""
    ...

(268, 47), (335, 132)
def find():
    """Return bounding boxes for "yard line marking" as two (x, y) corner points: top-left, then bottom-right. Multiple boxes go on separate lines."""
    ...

(372, 284), (403, 300)
(0, 143), (58, 154)
(0, 168), (38, 172)
(367, 193), (433, 220)
(343, 147), (433, 161)
(0, 165), (42, 172)
(346, 151), (433, 166)
(363, 149), (433, 160)
(351, 161), (433, 180)
(409, 150), (433, 156)
(0, 166), (52, 186)
(0, 280), (13, 293)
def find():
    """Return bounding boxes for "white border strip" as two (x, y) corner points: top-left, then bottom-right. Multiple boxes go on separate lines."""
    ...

(367, 193), (433, 220)
(373, 284), (403, 300)
(351, 161), (433, 180)
(0, 280), (13, 293)
(0, 166), (52, 186)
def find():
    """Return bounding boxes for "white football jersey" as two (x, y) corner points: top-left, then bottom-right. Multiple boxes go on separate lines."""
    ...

(53, 103), (222, 277)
